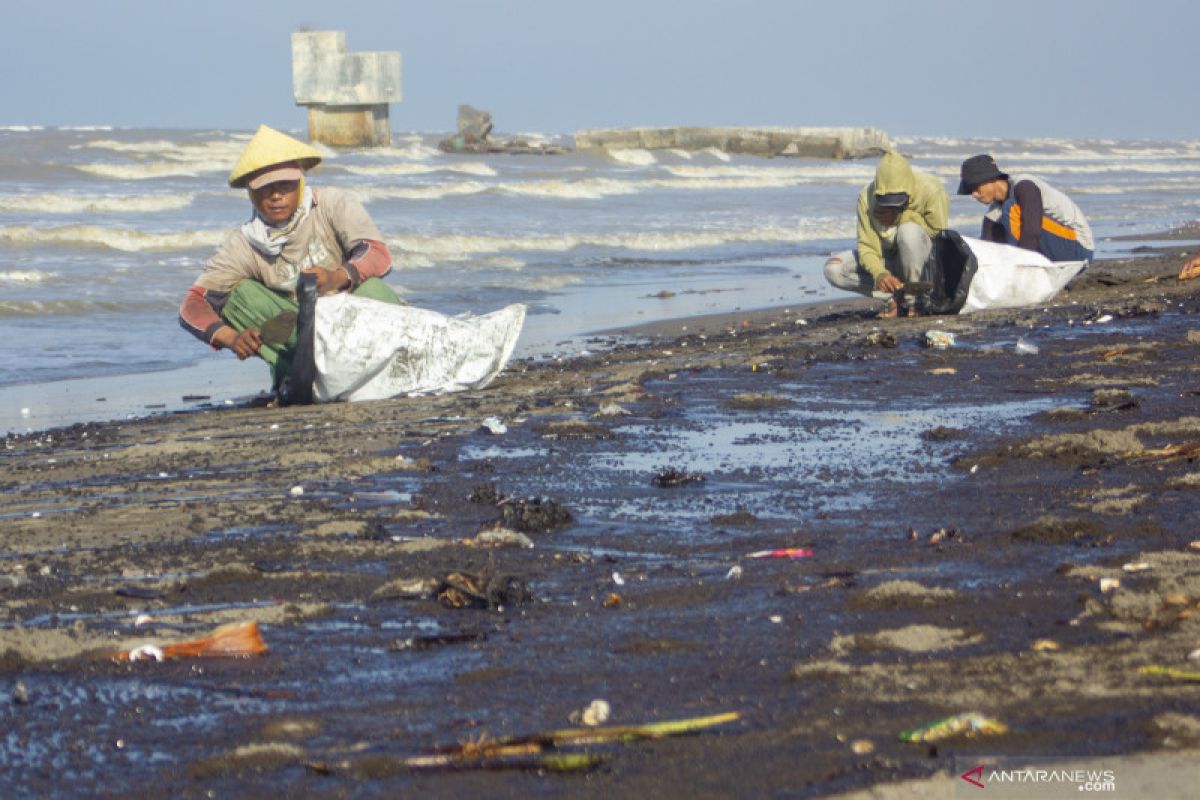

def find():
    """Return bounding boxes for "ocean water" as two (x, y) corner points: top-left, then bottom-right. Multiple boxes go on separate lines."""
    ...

(1, 126), (1198, 433)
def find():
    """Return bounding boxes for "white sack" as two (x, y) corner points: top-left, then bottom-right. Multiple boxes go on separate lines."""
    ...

(960, 236), (1086, 313)
(312, 294), (525, 403)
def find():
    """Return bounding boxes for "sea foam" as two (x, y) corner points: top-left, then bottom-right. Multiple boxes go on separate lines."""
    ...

(0, 193), (193, 214)
(0, 224), (224, 252)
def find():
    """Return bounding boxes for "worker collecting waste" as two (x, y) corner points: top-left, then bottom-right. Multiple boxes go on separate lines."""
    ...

(179, 125), (524, 404)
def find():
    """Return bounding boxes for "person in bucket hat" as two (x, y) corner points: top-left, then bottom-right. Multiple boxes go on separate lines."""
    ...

(823, 151), (949, 317)
(958, 153), (1093, 263)
(179, 125), (402, 396)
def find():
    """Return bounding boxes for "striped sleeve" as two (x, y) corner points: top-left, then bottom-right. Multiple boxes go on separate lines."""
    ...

(179, 285), (230, 346)
(342, 238), (393, 287)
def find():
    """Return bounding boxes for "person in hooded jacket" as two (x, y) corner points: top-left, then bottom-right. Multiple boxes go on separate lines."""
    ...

(179, 125), (402, 391)
(823, 151), (949, 317)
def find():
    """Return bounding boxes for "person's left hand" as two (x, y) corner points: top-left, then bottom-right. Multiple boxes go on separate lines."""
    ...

(303, 267), (350, 296)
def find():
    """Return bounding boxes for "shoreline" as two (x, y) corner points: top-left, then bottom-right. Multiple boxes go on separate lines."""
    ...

(5, 230), (1191, 438)
(1, 239), (1199, 795)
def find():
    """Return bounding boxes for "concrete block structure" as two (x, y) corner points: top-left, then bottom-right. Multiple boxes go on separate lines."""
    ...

(292, 31), (402, 148)
(574, 126), (891, 159)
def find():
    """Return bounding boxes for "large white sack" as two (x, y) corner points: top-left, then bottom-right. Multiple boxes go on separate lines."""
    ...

(311, 294), (526, 402)
(960, 236), (1086, 313)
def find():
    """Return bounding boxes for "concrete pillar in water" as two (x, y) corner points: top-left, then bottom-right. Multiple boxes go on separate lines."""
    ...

(292, 31), (402, 148)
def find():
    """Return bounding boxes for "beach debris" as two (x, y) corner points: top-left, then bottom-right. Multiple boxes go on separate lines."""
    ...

(1139, 665), (1200, 682)
(725, 565), (743, 580)
(114, 585), (165, 600)
(389, 632), (485, 651)
(1188, 648), (1200, 663)
(768, 615), (783, 624)
(0, 574), (28, 591)
(399, 711), (741, 773)
(592, 402), (632, 418)
(1100, 577), (1121, 593)
(20, 408), (30, 418)
(710, 509), (759, 527)
(372, 577), (442, 601)
(850, 739), (875, 755)
(899, 712), (1008, 743)
(467, 483), (503, 505)
(134, 614), (154, 627)
(611, 571), (625, 586)
(574, 699), (612, 727)
(1031, 639), (1061, 652)
(1014, 337), (1039, 355)
(535, 419), (614, 440)
(437, 572), (532, 610)
(499, 496), (573, 533)
(12, 680), (29, 705)
(1093, 314), (1114, 324)
(927, 367), (957, 375)
(1122, 561), (1152, 573)
(1126, 441), (1200, 462)
(289, 485), (304, 497)
(1091, 389), (1139, 413)
(463, 528), (535, 549)
(652, 467), (705, 487)
(654, 289), (676, 299)
(745, 548), (814, 560)
(723, 392), (792, 410)
(862, 330), (898, 348)
(128, 645), (165, 662)
(603, 593), (622, 608)
(1179, 254), (1200, 281)
(480, 417), (507, 435)
(927, 526), (966, 545)
(924, 330), (956, 349)
(1190, 541), (1200, 552)
(108, 621), (268, 662)
(922, 426), (967, 442)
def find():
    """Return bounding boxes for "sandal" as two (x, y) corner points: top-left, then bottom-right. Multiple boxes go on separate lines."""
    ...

(876, 298), (899, 318)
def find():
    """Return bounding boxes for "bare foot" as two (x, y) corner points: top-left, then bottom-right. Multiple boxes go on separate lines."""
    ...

(876, 298), (900, 319)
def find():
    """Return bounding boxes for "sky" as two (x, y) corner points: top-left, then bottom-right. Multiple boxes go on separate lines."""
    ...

(3, 0), (1196, 140)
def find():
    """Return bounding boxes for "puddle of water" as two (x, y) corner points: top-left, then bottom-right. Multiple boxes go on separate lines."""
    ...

(459, 444), (546, 461)
(7, 600), (277, 630)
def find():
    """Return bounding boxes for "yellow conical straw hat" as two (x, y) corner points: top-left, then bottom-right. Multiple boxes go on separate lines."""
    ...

(228, 125), (323, 188)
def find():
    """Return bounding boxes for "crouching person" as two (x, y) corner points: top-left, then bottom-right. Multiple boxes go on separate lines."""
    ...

(824, 151), (949, 317)
(179, 125), (401, 401)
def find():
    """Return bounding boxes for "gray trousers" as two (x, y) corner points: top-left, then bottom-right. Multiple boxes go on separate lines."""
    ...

(823, 222), (933, 296)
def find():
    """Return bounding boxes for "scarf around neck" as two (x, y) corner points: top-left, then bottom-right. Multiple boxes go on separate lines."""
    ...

(241, 185), (314, 258)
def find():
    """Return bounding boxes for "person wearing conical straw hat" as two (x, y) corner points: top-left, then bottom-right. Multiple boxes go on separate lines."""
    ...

(179, 125), (401, 393)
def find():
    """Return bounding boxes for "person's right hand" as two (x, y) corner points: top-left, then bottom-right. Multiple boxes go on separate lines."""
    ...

(230, 328), (263, 359)
(215, 326), (263, 359)
(876, 274), (904, 294)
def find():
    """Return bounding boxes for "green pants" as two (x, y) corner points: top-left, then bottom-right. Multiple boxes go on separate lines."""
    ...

(220, 278), (402, 388)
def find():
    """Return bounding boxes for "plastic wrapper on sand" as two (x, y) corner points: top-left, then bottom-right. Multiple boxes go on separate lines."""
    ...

(921, 231), (1087, 315)
(312, 294), (526, 402)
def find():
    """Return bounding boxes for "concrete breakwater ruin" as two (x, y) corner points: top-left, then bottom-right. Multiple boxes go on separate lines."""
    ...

(574, 126), (892, 159)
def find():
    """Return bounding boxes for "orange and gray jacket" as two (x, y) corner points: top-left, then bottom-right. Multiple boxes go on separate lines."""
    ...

(981, 174), (1094, 262)
(856, 152), (949, 282)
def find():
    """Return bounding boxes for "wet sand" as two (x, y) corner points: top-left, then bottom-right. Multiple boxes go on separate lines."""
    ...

(2, 241), (1200, 797)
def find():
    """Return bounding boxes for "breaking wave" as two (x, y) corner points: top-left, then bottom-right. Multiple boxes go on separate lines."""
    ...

(0, 224), (224, 252)
(0, 192), (193, 214)
(0, 298), (174, 318)
(339, 162), (497, 178)
(387, 221), (850, 263)
(608, 149), (658, 166)
(0, 270), (57, 284)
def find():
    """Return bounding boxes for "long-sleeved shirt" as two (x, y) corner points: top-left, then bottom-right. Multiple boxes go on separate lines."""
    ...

(980, 175), (1094, 262)
(179, 186), (393, 345)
